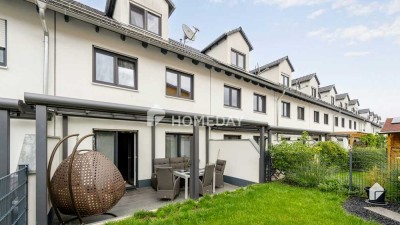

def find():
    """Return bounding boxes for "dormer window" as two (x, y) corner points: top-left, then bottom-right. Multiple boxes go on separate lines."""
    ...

(331, 96), (335, 105)
(231, 49), (245, 69)
(311, 87), (317, 98)
(130, 4), (161, 35)
(282, 74), (289, 87)
(345, 103), (348, 110)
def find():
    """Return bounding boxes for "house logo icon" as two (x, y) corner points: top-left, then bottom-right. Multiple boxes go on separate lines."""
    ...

(147, 106), (165, 126)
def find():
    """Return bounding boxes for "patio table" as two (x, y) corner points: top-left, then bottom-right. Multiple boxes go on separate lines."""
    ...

(173, 168), (215, 199)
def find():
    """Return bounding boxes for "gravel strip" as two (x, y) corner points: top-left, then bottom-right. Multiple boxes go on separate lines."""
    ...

(344, 197), (400, 225)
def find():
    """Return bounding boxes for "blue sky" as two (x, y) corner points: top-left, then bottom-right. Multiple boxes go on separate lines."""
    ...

(80, 0), (400, 120)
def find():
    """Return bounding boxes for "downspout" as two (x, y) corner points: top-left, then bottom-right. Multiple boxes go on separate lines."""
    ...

(276, 86), (290, 127)
(37, 1), (49, 95)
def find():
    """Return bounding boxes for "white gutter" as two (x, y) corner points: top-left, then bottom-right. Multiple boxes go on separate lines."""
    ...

(37, 1), (49, 95)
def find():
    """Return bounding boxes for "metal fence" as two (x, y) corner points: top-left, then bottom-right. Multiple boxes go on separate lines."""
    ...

(0, 166), (28, 225)
(266, 148), (400, 202)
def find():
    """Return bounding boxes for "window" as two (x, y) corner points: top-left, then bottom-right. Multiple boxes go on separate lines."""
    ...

(282, 101), (290, 118)
(331, 96), (335, 105)
(324, 114), (329, 125)
(166, 133), (192, 158)
(345, 103), (348, 110)
(224, 85), (241, 108)
(130, 4), (161, 35)
(354, 121), (357, 130)
(349, 120), (352, 129)
(94, 48), (137, 89)
(311, 87), (317, 98)
(335, 117), (339, 127)
(297, 107), (305, 120)
(0, 19), (6, 67)
(253, 94), (266, 113)
(314, 111), (320, 123)
(166, 69), (194, 99)
(342, 118), (345, 128)
(282, 75), (290, 87)
(224, 135), (241, 140)
(281, 137), (291, 141)
(340, 102), (343, 108)
(231, 49), (245, 69)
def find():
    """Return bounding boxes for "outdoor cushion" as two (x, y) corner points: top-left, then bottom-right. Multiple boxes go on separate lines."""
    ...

(170, 157), (185, 170)
(154, 158), (170, 171)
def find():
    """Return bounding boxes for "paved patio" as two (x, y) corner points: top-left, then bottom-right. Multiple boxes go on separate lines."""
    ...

(52, 183), (239, 225)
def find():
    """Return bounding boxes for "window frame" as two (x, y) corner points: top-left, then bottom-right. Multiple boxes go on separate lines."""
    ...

(331, 96), (335, 105)
(342, 118), (345, 128)
(166, 68), (194, 100)
(314, 111), (320, 123)
(231, 49), (246, 69)
(349, 120), (352, 129)
(224, 135), (242, 140)
(224, 85), (241, 108)
(129, 4), (162, 36)
(354, 121), (357, 130)
(335, 117), (339, 127)
(93, 47), (138, 90)
(0, 19), (7, 67)
(297, 106), (305, 120)
(324, 113), (329, 125)
(311, 87), (317, 98)
(165, 133), (193, 158)
(253, 93), (266, 113)
(282, 101), (291, 118)
(282, 74), (290, 87)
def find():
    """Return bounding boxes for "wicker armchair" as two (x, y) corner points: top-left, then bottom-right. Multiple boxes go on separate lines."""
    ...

(199, 164), (215, 196)
(156, 167), (180, 200)
(215, 160), (227, 188)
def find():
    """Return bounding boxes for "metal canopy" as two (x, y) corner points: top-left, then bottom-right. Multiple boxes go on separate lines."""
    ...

(24, 92), (268, 128)
(269, 125), (331, 136)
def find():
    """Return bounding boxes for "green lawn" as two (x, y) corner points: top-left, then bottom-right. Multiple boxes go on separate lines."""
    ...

(108, 182), (378, 225)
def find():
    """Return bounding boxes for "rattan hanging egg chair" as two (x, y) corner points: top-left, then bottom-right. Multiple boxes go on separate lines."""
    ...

(47, 134), (126, 225)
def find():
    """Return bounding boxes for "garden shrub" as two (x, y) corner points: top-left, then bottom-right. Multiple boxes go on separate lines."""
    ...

(314, 141), (348, 169)
(351, 147), (386, 171)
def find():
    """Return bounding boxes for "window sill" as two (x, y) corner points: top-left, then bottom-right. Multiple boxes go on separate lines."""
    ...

(297, 119), (305, 121)
(224, 106), (242, 111)
(0, 66), (8, 70)
(253, 111), (267, 115)
(281, 116), (290, 119)
(92, 82), (139, 92)
(165, 95), (194, 102)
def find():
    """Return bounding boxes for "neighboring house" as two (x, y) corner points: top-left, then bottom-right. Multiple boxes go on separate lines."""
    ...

(319, 85), (337, 105)
(380, 118), (400, 164)
(0, 0), (383, 224)
(291, 73), (320, 98)
(250, 56), (294, 87)
(349, 99), (360, 114)
(336, 93), (350, 110)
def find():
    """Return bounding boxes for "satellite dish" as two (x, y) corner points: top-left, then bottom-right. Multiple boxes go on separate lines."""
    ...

(182, 24), (200, 44)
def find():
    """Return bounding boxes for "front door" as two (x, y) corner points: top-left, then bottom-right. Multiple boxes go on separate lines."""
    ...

(94, 130), (137, 187)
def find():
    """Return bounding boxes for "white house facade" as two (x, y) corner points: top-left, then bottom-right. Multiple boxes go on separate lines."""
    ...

(0, 0), (383, 224)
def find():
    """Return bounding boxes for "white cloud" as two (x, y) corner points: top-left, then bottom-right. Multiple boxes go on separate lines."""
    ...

(308, 17), (400, 45)
(308, 9), (326, 19)
(387, 0), (400, 15)
(254, 0), (328, 8)
(344, 51), (371, 57)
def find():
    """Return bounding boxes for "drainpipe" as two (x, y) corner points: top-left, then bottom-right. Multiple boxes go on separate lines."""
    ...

(37, 1), (49, 95)
(276, 86), (290, 127)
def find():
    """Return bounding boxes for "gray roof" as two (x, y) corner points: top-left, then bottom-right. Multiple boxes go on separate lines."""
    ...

(318, 85), (337, 94)
(291, 73), (320, 86)
(349, 99), (359, 106)
(335, 93), (349, 101)
(201, 27), (254, 53)
(358, 109), (370, 114)
(250, 56), (295, 74)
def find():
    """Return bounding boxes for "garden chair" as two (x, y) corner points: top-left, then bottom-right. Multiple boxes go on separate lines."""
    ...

(156, 167), (180, 200)
(215, 160), (226, 188)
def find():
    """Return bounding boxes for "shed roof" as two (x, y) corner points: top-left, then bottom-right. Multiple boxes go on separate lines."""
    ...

(380, 118), (400, 134)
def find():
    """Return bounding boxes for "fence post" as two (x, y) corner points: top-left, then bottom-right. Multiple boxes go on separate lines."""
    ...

(349, 150), (353, 194)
